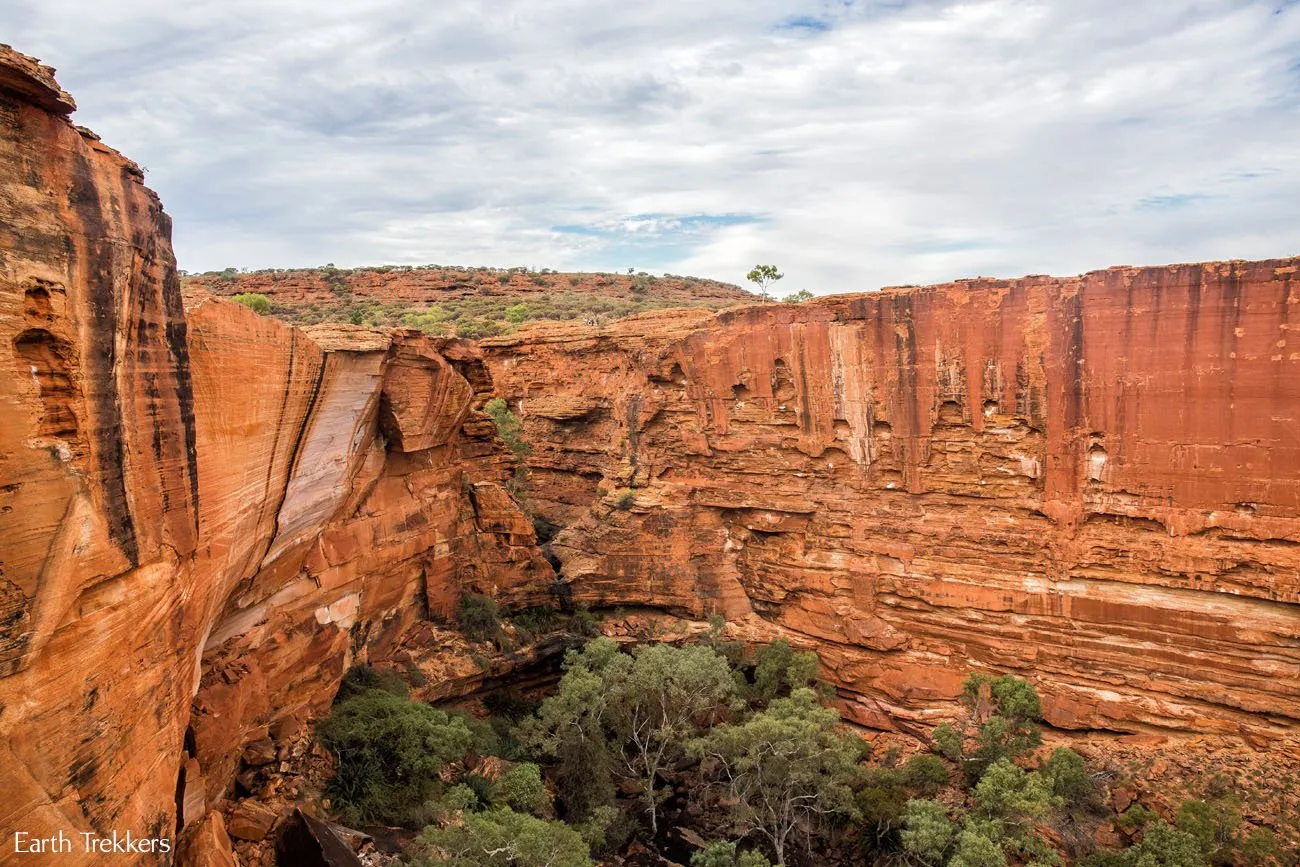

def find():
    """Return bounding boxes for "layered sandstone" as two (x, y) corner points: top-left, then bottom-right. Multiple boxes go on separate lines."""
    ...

(0, 47), (551, 866)
(4, 37), (1300, 867)
(482, 264), (1300, 745)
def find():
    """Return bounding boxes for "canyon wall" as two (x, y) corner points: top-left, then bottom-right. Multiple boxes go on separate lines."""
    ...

(0, 47), (551, 865)
(482, 264), (1300, 746)
(3, 38), (1300, 867)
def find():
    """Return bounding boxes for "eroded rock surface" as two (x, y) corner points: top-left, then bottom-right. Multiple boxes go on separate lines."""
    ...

(2, 39), (1299, 867)
(482, 267), (1300, 745)
(0, 47), (551, 865)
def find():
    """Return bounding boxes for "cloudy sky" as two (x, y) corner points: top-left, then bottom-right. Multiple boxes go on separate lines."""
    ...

(8, 1), (1300, 293)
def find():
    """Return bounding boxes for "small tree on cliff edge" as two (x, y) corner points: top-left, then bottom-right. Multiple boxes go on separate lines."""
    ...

(746, 265), (783, 301)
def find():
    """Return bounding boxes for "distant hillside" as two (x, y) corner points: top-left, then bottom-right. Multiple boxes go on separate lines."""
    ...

(181, 264), (755, 338)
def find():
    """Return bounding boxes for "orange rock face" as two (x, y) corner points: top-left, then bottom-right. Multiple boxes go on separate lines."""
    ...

(0, 48), (551, 864)
(3, 38), (1299, 867)
(482, 265), (1300, 746)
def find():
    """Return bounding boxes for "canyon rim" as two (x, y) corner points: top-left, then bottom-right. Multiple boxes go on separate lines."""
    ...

(0, 42), (1297, 867)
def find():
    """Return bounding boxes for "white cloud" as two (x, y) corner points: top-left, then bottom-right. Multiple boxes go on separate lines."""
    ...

(7, 0), (1299, 292)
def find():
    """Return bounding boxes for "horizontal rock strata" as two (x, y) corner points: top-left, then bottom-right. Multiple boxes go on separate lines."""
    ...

(482, 265), (1300, 745)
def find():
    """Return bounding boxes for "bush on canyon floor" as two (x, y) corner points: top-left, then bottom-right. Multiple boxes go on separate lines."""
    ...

(334, 664), (409, 702)
(524, 638), (738, 833)
(932, 673), (1043, 783)
(691, 841), (772, 867)
(407, 806), (594, 867)
(232, 292), (271, 314)
(750, 637), (820, 702)
(690, 687), (866, 866)
(317, 689), (475, 825)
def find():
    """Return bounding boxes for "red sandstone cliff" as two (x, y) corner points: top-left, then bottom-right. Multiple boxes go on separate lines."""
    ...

(481, 265), (1300, 745)
(0, 47), (551, 865)
(3, 39), (1299, 867)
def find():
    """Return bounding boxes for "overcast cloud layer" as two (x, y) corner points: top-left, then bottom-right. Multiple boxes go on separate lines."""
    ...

(7, 1), (1300, 292)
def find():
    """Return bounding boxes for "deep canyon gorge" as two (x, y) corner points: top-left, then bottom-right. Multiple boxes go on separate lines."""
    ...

(0, 45), (1297, 866)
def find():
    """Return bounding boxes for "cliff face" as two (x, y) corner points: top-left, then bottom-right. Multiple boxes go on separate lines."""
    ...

(0, 47), (551, 864)
(4, 39), (1300, 867)
(482, 265), (1300, 745)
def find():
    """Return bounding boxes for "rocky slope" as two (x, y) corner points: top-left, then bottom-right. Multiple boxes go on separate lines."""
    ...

(481, 265), (1300, 746)
(0, 46), (552, 865)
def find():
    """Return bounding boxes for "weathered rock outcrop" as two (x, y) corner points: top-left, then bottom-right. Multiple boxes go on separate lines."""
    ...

(482, 265), (1300, 746)
(4, 38), (1299, 867)
(0, 46), (551, 865)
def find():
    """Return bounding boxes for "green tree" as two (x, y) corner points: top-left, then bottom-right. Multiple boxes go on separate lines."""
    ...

(1176, 798), (1241, 864)
(1121, 820), (1207, 867)
(691, 842), (772, 867)
(1044, 747), (1100, 811)
(317, 690), (474, 825)
(856, 766), (908, 851)
(902, 754), (950, 795)
(900, 798), (958, 866)
(780, 289), (814, 303)
(939, 674), (1044, 781)
(692, 688), (863, 865)
(505, 303), (531, 324)
(232, 292), (271, 314)
(746, 265), (783, 301)
(692, 841), (739, 867)
(603, 643), (737, 833)
(752, 639), (820, 702)
(970, 758), (1054, 840)
(498, 762), (550, 817)
(951, 829), (1010, 867)
(408, 807), (593, 867)
(484, 398), (531, 458)
(519, 642), (619, 819)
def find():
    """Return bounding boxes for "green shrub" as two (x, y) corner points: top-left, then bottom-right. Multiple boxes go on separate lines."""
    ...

(498, 762), (549, 816)
(457, 593), (504, 643)
(902, 754), (950, 795)
(901, 799), (957, 866)
(569, 608), (600, 637)
(752, 638), (820, 701)
(232, 292), (271, 314)
(931, 723), (963, 760)
(407, 806), (594, 867)
(335, 665), (409, 702)
(510, 606), (561, 638)
(461, 772), (500, 808)
(484, 398), (531, 458)
(614, 489), (635, 510)
(1044, 747), (1100, 810)
(317, 690), (474, 825)
(692, 842), (737, 867)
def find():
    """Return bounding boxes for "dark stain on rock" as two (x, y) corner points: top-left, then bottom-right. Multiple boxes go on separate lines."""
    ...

(68, 149), (138, 565)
